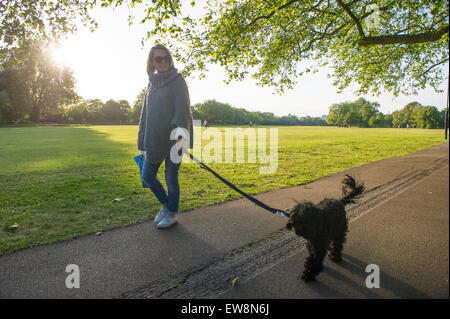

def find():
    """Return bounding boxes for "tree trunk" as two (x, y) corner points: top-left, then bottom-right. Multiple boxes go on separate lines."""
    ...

(31, 103), (40, 123)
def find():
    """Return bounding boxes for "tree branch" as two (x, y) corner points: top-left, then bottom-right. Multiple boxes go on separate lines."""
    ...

(247, 0), (306, 27)
(359, 24), (449, 46)
(421, 58), (449, 78)
(167, 0), (178, 17)
(310, 21), (348, 37)
(335, 0), (365, 38)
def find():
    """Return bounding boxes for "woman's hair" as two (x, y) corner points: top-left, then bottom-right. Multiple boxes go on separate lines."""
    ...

(146, 44), (175, 75)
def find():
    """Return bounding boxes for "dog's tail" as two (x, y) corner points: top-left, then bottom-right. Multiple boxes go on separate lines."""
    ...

(340, 174), (365, 205)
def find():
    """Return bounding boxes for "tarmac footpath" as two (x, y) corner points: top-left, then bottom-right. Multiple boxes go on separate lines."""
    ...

(0, 143), (448, 299)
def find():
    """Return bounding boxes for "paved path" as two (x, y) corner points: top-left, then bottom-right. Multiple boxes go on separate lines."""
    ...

(0, 143), (448, 298)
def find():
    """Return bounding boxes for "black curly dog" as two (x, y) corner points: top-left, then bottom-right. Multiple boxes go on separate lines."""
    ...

(286, 174), (365, 282)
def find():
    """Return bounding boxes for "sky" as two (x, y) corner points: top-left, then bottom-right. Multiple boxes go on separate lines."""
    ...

(52, 4), (449, 118)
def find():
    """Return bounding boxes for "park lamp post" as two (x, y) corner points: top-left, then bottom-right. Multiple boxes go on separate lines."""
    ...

(445, 76), (449, 140)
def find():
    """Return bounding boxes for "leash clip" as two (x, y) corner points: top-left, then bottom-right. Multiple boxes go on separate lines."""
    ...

(275, 210), (290, 218)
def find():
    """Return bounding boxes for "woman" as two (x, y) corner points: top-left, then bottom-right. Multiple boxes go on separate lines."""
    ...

(138, 44), (194, 229)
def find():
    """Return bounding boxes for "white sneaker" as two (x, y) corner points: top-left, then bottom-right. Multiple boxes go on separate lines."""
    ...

(157, 214), (178, 229)
(154, 207), (167, 224)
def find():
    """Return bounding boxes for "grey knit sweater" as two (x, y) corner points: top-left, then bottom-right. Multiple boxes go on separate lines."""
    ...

(137, 68), (194, 164)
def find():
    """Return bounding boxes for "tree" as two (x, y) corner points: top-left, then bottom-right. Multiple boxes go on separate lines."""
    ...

(191, 103), (203, 120)
(232, 108), (249, 124)
(0, 68), (32, 123)
(195, 99), (235, 123)
(101, 99), (130, 124)
(368, 113), (386, 127)
(327, 97), (384, 127)
(2, 1), (447, 97)
(83, 99), (105, 123)
(0, 90), (11, 124)
(414, 105), (442, 128)
(391, 109), (404, 127)
(400, 101), (422, 127)
(280, 114), (300, 125)
(116, 0), (448, 96)
(129, 88), (147, 124)
(355, 98), (380, 127)
(327, 101), (352, 126)
(259, 112), (279, 125)
(248, 111), (263, 125)
(391, 102), (443, 128)
(26, 46), (78, 122)
(66, 102), (88, 123)
(383, 113), (394, 127)
(0, 1), (96, 65)
(344, 109), (362, 127)
(118, 99), (131, 123)
(299, 116), (328, 126)
(0, 43), (78, 123)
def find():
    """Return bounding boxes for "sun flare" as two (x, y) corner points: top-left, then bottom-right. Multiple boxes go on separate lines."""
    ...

(51, 46), (71, 67)
(50, 40), (80, 68)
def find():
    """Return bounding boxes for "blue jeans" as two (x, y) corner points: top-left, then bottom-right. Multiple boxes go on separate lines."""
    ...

(142, 153), (181, 215)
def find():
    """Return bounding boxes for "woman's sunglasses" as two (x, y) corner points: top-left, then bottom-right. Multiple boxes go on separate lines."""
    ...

(154, 55), (169, 64)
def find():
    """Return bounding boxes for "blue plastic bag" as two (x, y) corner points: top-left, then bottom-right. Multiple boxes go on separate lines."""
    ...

(133, 154), (150, 188)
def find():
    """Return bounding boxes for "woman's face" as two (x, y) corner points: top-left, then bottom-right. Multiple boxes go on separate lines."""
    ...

(153, 49), (170, 73)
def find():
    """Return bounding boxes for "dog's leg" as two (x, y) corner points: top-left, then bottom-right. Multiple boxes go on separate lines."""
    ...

(301, 242), (317, 282)
(302, 255), (316, 282)
(302, 240), (326, 282)
(329, 240), (343, 262)
(329, 219), (348, 262)
(312, 244), (327, 277)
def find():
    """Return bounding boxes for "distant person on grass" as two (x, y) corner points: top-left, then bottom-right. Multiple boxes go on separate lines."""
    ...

(138, 44), (194, 229)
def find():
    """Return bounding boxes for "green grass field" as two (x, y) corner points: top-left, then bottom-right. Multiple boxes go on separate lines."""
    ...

(0, 125), (446, 255)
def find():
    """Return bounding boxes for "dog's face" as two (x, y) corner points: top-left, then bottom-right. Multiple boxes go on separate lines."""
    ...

(286, 202), (322, 240)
